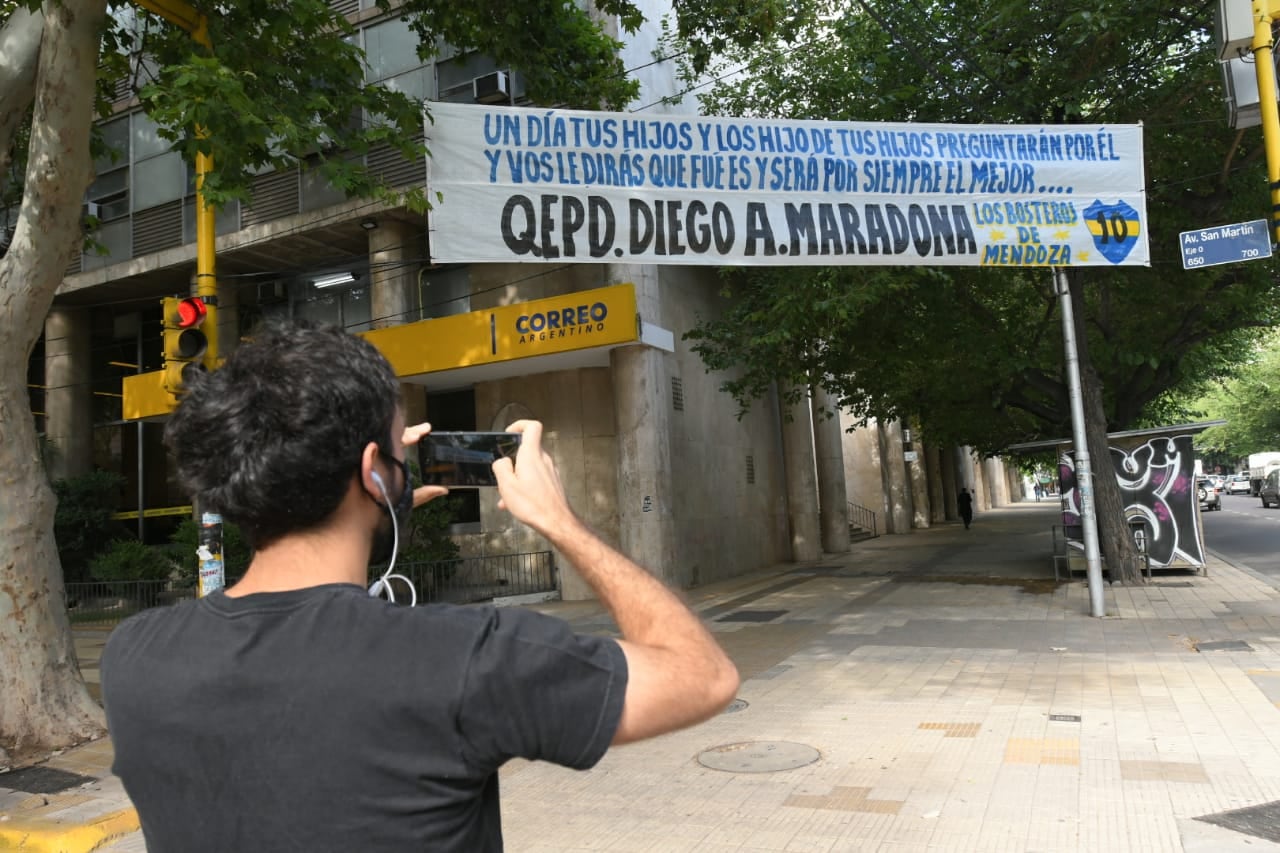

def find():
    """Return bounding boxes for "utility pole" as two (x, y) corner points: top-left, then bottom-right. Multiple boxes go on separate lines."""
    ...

(1054, 267), (1106, 618)
(134, 0), (224, 596)
(1253, 0), (1280, 245)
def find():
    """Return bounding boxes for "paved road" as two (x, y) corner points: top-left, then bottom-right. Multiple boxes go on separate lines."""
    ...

(1204, 491), (1280, 576)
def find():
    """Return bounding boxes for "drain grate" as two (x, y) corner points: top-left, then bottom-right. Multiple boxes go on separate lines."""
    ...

(1048, 714), (1082, 723)
(1196, 640), (1254, 652)
(1155, 582), (1194, 588)
(0, 766), (96, 794)
(1195, 799), (1280, 843)
(698, 741), (820, 773)
(722, 698), (749, 715)
(717, 609), (789, 623)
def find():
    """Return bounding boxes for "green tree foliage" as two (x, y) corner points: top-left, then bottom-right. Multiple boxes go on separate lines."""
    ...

(88, 537), (173, 582)
(51, 470), (129, 584)
(678, 0), (1279, 448)
(399, 496), (463, 564)
(1195, 334), (1280, 459)
(671, 0), (1280, 582)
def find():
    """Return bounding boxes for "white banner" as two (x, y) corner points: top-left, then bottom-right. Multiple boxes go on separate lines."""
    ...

(426, 103), (1149, 268)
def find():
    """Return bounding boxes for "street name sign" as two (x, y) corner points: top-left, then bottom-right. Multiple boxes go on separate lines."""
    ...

(1180, 219), (1272, 269)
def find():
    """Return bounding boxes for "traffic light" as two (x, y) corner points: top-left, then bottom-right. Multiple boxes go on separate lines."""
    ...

(162, 295), (209, 396)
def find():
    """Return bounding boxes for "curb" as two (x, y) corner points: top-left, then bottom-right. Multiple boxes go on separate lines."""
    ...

(1206, 547), (1280, 593)
(0, 807), (139, 853)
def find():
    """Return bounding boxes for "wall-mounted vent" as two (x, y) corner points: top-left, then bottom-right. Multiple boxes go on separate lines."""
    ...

(746, 454), (755, 485)
(671, 377), (684, 411)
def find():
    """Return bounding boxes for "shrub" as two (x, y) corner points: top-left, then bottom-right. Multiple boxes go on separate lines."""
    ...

(166, 518), (252, 586)
(401, 496), (463, 564)
(89, 538), (174, 582)
(53, 470), (128, 583)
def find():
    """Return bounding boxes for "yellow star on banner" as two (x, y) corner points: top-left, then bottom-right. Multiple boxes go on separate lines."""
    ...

(990, 230), (1006, 241)
(1054, 230), (1071, 240)
(1077, 250), (1091, 262)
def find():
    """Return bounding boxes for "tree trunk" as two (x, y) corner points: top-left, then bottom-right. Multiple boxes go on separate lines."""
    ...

(0, 0), (109, 767)
(1070, 272), (1143, 584)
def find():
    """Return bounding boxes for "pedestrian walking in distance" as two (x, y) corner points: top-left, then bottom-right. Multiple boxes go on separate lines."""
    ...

(958, 488), (974, 529)
(100, 321), (739, 852)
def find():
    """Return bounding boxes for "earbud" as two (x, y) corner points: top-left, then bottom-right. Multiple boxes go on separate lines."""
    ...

(371, 469), (387, 495)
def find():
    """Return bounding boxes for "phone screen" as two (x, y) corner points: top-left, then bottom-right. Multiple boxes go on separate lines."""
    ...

(418, 432), (522, 488)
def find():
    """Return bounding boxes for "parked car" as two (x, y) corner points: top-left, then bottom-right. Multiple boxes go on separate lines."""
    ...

(1262, 470), (1280, 508)
(1228, 474), (1252, 495)
(1197, 478), (1221, 511)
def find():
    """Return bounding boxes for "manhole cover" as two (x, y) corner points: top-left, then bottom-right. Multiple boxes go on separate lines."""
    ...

(697, 741), (820, 773)
(716, 609), (789, 623)
(0, 766), (96, 794)
(1196, 640), (1254, 652)
(722, 698), (749, 714)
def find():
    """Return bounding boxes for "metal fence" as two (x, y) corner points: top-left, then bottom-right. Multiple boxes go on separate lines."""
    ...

(397, 550), (558, 605)
(847, 502), (879, 538)
(64, 579), (198, 627)
(63, 550), (559, 625)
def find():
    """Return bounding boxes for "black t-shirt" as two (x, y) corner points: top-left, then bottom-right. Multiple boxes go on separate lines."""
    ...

(101, 583), (627, 852)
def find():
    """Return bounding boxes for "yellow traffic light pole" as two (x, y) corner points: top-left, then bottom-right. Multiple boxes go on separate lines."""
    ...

(132, 0), (224, 596)
(133, 0), (218, 369)
(1254, 0), (1280, 245)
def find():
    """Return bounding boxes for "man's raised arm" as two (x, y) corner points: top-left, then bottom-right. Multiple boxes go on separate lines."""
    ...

(492, 420), (739, 744)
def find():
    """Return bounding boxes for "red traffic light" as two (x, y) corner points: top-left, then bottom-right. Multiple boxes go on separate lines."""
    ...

(176, 297), (207, 329)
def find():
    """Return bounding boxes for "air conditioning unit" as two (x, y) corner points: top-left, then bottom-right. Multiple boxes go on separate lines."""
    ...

(473, 71), (511, 104)
(82, 201), (100, 220)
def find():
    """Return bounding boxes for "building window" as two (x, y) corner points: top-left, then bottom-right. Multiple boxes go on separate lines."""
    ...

(290, 274), (372, 332)
(131, 113), (184, 211)
(418, 266), (470, 319)
(89, 117), (130, 222)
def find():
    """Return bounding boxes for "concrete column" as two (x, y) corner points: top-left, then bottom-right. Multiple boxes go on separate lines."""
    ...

(940, 445), (959, 521)
(879, 420), (912, 534)
(369, 219), (418, 328)
(44, 307), (93, 480)
(811, 386), (850, 553)
(369, 220), (427, 425)
(782, 387), (822, 561)
(908, 446), (930, 529)
(972, 453), (989, 511)
(984, 457), (1004, 507)
(215, 276), (239, 359)
(611, 343), (679, 587)
(1009, 463), (1025, 502)
(926, 444), (946, 524)
(608, 263), (680, 590)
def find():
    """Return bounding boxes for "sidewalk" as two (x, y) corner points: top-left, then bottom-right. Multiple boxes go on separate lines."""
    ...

(8, 502), (1280, 851)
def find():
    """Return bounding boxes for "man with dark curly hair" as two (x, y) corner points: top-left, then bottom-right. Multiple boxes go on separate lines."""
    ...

(101, 321), (738, 852)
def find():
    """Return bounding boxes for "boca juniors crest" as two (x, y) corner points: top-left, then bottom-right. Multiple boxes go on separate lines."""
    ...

(1083, 200), (1142, 265)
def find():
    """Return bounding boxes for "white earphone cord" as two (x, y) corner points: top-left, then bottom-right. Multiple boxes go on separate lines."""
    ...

(369, 474), (417, 607)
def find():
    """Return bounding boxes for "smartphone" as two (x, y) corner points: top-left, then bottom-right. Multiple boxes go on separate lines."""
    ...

(418, 431), (522, 488)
